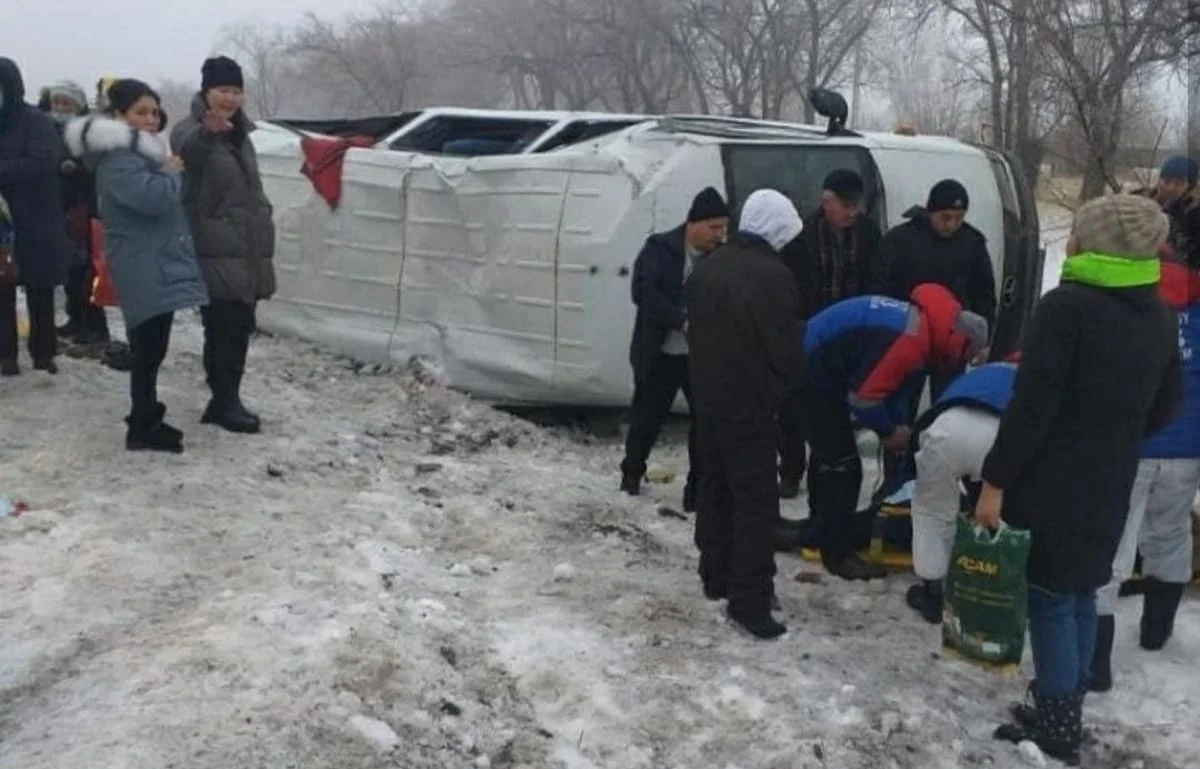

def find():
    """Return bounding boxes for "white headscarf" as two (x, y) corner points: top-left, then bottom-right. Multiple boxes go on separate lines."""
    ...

(738, 189), (803, 251)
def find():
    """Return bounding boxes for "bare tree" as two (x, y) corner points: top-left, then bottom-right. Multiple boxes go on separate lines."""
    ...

(216, 18), (290, 118)
(156, 79), (196, 129)
(790, 0), (888, 122)
(1035, 0), (1190, 200)
(880, 17), (977, 137)
(289, 6), (427, 114)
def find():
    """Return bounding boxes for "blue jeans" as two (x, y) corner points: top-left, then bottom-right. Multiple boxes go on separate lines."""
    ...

(1028, 585), (1098, 697)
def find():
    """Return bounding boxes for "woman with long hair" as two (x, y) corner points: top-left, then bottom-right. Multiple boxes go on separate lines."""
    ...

(65, 79), (208, 452)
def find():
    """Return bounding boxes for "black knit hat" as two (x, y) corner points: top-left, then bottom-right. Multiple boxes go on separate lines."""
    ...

(927, 179), (969, 212)
(201, 56), (244, 92)
(823, 169), (864, 202)
(687, 187), (729, 222)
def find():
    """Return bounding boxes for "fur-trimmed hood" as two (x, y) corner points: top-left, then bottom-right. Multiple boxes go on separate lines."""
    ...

(64, 115), (168, 165)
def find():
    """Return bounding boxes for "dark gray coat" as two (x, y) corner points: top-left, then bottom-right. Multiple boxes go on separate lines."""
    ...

(66, 116), (208, 330)
(170, 94), (275, 304)
(0, 58), (68, 288)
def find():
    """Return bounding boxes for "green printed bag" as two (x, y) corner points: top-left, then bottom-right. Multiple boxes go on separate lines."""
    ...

(942, 517), (1031, 672)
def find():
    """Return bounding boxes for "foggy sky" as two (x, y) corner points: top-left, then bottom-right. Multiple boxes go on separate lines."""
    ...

(4, 0), (374, 94)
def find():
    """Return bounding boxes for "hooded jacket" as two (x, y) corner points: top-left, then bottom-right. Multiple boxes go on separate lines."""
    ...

(878, 205), (997, 332)
(65, 116), (208, 330)
(170, 93), (275, 304)
(0, 57), (69, 288)
(981, 251), (1180, 591)
(686, 191), (805, 420)
(803, 283), (983, 437)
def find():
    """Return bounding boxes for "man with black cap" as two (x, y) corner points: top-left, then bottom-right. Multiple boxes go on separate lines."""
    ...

(879, 181), (996, 372)
(171, 55), (276, 434)
(621, 187), (729, 508)
(776, 169), (882, 499)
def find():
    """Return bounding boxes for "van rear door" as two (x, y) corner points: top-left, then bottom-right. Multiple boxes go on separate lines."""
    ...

(976, 146), (1044, 359)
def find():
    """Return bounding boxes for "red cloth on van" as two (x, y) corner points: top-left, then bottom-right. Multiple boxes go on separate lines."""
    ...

(299, 135), (374, 209)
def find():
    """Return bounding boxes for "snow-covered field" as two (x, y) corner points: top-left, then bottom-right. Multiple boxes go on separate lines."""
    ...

(1, 211), (1196, 769)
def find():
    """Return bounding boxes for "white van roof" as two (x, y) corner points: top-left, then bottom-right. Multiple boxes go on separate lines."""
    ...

(572, 115), (982, 156)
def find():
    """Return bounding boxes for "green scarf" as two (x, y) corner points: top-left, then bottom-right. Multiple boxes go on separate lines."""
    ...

(1060, 252), (1160, 288)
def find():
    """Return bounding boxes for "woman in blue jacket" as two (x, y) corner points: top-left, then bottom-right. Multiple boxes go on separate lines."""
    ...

(65, 79), (208, 453)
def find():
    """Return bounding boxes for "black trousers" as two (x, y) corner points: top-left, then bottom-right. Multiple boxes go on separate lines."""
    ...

(0, 284), (56, 363)
(806, 391), (863, 565)
(694, 413), (779, 605)
(621, 354), (696, 485)
(128, 312), (174, 424)
(201, 299), (256, 404)
(778, 390), (808, 483)
(64, 262), (110, 338)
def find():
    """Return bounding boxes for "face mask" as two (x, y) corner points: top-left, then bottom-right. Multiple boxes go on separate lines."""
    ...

(51, 111), (72, 125)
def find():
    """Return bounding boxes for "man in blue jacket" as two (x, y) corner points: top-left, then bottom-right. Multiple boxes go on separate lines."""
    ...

(1091, 256), (1200, 691)
(905, 359), (1018, 622)
(804, 283), (988, 580)
(621, 188), (729, 508)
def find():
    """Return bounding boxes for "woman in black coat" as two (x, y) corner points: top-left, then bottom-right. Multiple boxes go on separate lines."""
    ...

(975, 194), (1181, 764)
(40, 79), (112, 348)
(0, 58), (69, 375)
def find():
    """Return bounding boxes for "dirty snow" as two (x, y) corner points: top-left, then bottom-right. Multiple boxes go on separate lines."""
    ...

(1, 209), (1196, 769)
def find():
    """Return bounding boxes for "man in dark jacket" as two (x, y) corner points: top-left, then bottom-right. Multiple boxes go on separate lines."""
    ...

(804, 284), (988, 581)
(1135, 154), (1199, 270)
(979, 194), (1180, 764)
(171, 56), (276, 434)
(620, 187), (728, 507)
(40, 80), (112, 350)
(687, 188), (805, 639)
(879, 179), (996, 394)
(776, 169), (882, 497)
(0, 58), (69, 375)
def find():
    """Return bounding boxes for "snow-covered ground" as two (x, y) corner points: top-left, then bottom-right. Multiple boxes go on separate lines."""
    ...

(2, 211), (1196, 769)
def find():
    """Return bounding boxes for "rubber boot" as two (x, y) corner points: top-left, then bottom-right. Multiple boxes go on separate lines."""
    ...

(995, 692), (1081, 766)
(230, 341), (261, 428)
(1089, 614), (1115, 692)
(1140, 578), (1186, 651)
(905, 580), (944, 624)
(620, 473), (641, 496)
(202, 337), (260, 434)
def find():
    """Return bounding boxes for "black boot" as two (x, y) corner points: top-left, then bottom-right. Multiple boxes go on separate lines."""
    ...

(773, 521), (805, 553)
(32, 358), (58, 374)
(126, 412), (184, 453)
(995, 692), (1082, 766)
(202, 398), (261, 433)
(905, 580), (943, 624)
(1089, 614), (1115, 692)
(620, 473), (641, 496)
(0, 357), (18, 376)
(101, 341), (133, 371)
(778, 476), (801, 500)
(230, 362), (261, 427)
(727, 597), (787, 640)
(56, 320), (81, 341)
(1140, 578), (1186, 651)
(825, 553), (888, 581)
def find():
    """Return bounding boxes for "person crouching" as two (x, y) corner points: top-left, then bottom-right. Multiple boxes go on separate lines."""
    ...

(977, 194), (1180, 764)
(65, 80), (209, 452)
(687, 189), (806, 639)
(905, 358), (1018, 622)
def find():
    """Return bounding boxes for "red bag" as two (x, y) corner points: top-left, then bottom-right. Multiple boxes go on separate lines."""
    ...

(89, 218), (118, 307)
